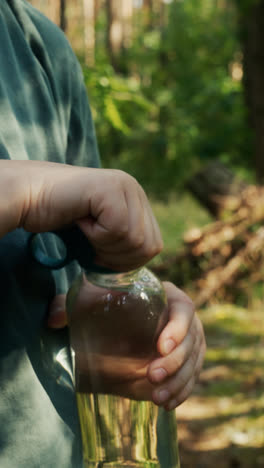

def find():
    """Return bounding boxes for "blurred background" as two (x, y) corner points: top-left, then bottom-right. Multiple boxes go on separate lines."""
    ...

(28, 1), (264, 466)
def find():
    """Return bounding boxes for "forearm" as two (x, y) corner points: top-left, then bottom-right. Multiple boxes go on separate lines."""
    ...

(0, 159), (96, 236)
(0, 159), (162, 270)
(0, 160), (29, 238)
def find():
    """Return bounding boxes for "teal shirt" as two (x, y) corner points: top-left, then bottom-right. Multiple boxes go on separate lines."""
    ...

(0, 1), (100, 466)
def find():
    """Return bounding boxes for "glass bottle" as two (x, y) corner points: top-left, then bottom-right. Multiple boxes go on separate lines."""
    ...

(67, 266), (180, 468)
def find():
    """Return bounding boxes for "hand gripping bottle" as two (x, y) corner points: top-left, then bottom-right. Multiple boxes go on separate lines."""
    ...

(29, 227), (180, 468)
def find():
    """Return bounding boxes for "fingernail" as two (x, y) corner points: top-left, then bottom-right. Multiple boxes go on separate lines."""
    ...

(151, 368), (167, 383)
(154, 389), (170, 404)
(162, 339), (175, 355)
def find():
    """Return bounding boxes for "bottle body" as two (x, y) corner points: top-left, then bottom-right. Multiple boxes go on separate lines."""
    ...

(67, 267), (180, 467)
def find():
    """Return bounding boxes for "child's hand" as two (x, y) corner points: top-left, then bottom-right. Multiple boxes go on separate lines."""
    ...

(0, 160), (163, 271)
(48, 282), (206, 409)
(147, 282), (206, 410)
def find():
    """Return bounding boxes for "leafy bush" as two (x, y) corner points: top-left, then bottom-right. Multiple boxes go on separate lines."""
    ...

(83, 0), (253, 197)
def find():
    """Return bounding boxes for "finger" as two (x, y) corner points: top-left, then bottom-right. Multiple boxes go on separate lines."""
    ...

(77, 190), (129, 245)
(148, 316), (197, 384)
(192, 320), (206, 380)
(47, 294), (68, 329)
(124, 184), (146, 251)
(138, 189), (163, 259)
(84, 173), (144, 247)
(78, 176), (163, 270)
(151, 330), (201, 405)
(165, 343), (206, 411)
(91, 194), (162, 269)
(164, 375), (196, 411)
(157, 327), (206, 410)
(156, 282), (195, 356)
(111, 376), (155, 401)
(91, 247), (160, 271)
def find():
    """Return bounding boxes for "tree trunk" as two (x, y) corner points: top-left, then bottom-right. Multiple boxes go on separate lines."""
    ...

(152, 0), (163, 18)
(106, 0), (123, 71)
(60, 0), (67, 32)
(121, 0), (133, 49)
(48, 0), (61, 26)
(95, 0), (101, 22)
(239, 0), (264, 183)
(83, 0), (95, 66)
(143, 0), (153, 28)
(144, 0), (153, 7)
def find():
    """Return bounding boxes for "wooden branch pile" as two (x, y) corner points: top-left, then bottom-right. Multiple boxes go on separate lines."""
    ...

(153, 185), (264, 308)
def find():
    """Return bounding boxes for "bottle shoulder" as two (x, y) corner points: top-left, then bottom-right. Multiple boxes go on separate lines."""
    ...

(84, 267), (165, 297)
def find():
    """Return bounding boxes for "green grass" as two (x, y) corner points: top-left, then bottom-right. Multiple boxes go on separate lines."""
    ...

(149, 192), (212, 265)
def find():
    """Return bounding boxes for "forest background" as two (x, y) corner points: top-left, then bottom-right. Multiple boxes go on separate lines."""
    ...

(29, 1), (264, 467)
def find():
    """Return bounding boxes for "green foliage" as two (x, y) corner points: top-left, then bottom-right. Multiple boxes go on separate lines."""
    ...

(82, 0), (253, 197)
(149, 193), (212, 257)
(234, 0), (261, 15)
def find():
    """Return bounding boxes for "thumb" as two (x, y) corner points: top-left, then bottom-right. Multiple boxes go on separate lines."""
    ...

(47, 294), (68, 329)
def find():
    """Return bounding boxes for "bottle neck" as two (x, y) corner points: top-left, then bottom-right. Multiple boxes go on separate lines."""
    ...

(85, 268), (142, 289)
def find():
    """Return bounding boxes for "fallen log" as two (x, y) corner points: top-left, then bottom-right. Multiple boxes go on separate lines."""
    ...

(152, 183), (264, 307)
(195, 227), (264, 307)
(187, 160), (248, 217)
